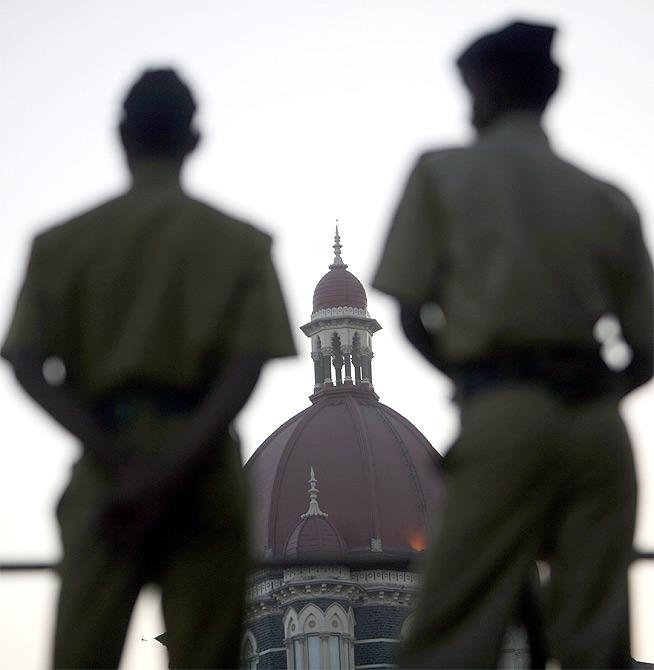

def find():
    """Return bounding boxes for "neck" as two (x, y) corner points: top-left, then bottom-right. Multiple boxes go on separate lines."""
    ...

(474, 108), (543, 132)
(127, 157), (184, 189)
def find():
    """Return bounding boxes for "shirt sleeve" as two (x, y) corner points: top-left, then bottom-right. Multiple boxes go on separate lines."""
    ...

(225, 236), (296, 361)
(1, 235), (55, 361)
(372, 154), (443, 307)
(612, 199), (653, 371)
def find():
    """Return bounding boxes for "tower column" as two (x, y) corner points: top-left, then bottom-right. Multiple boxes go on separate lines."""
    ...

(322, 353), (333, 385)
(357, 352), (372, 388)
(312, 353), (323, 391)
(361, 353), (373, 384)
(344, 353), (352, 383)
(333, 359), (343, 384)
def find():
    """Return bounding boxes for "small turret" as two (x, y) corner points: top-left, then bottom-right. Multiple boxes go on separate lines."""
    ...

(284, 467), (346, 560)
(301, 228), (381, 399)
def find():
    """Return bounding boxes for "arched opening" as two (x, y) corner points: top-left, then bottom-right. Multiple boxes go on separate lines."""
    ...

(284, 603), (355, 669)
(240, 630), (259, 670)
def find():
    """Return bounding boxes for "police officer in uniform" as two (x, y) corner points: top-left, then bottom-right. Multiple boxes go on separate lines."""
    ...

(373, 21), (653, 669)
(2, 69), (295, 668)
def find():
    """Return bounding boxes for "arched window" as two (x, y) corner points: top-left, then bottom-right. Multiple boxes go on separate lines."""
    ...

(284, 604), (355, 669)
(240, 630), (259, 670)
(399, 612), (414, 641)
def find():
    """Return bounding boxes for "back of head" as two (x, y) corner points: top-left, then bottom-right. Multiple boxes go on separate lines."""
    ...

(457, 21), (560, 126)
(120, 68), (197, 160)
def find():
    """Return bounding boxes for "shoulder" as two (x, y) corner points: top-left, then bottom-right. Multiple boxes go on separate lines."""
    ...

(183, 197), (274, 259)
(416, 146), (470, 171)
(412, 145), (493, 186)
(32, 194), (126, 254)
(557, 160), (641, 221)
(594, 179), (640, 221)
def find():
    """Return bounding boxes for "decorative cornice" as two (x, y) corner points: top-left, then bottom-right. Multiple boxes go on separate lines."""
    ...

(310, 306), (370, 320)
(244, 565), (423, 625)
(301, 315), (381, 338)
(284, 565), (352, 582)
(351, 569), (422, 588)
(309, 383), (379, 404)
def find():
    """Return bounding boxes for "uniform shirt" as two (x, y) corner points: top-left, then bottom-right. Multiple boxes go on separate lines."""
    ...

(2, 161), (296, 398)
(373, 113), (653, 365)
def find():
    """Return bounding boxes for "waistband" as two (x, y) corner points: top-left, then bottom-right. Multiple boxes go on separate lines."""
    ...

(452, 346), (618, 403)
(93, 384), (207, 430)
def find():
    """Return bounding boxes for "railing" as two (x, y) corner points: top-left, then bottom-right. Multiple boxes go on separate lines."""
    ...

(2, 550), (652, 669)
(2, 548), (652, 572)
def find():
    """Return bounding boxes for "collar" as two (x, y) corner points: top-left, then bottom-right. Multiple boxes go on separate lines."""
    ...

(475, 112), (550, 149)
(128, 159), (184, 191)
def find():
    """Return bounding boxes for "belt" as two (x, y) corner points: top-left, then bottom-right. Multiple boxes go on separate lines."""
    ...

(453, 347), (618, 403)
(93, 384), (207, 430)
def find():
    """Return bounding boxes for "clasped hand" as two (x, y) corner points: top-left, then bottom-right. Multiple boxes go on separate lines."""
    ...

(99, 449), (187, 550)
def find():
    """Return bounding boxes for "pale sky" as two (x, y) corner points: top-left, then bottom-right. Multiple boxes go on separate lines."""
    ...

(1, 1), (653, 667)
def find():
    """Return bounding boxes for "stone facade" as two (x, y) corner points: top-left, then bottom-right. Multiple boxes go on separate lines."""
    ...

(244, 565), (419, 669)
(244, 565), (530, 669)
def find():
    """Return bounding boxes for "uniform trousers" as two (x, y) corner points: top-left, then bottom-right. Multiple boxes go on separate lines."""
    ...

(399, 383), (636, 669)
(52, 393), (249, 669)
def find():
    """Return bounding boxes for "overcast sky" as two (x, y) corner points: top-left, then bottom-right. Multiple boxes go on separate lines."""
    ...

(2, 1), (653, 667)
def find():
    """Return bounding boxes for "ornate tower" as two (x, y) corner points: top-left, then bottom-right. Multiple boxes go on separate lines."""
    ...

(301, 228), (381, 396)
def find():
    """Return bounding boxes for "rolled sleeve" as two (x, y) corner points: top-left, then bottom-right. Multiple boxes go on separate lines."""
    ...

(613, 203), (653, 368)
(1, 236), (55, 361)
(227, 238), (296, 361)
(372, 155), (442, 307)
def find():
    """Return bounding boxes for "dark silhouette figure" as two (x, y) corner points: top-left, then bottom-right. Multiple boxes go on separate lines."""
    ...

(373, 21), (653, 669)
(2, 69), (295, 668)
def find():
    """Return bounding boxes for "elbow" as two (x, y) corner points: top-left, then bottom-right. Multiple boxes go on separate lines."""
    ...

(399, 304), (423, 344)
(5, 351), (48, 390)
(623, 348), (654, 395)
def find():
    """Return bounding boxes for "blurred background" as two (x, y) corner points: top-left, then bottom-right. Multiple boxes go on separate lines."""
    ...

(2, 1), (652, 667)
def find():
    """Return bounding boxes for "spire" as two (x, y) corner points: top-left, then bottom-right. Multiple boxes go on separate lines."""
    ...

(329, 223), (348, 269)
(301, 467), (328, 518)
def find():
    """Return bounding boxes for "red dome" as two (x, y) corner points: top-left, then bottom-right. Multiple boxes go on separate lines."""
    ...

(312, 267), (367, 312)
(285, 515), (346, 560)
(245, 386), (443, 559)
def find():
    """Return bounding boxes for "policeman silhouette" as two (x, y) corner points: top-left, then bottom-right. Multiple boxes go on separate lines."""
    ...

(2, 69), (295, 669)
(374, 21), (652, 669)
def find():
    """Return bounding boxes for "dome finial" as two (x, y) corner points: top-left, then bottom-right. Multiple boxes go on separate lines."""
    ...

(329, 221), (348, 270)
(301, 466), (328, 518)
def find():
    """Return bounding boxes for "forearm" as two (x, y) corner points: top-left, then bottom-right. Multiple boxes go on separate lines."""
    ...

(164, 355), (265, 471)
(400, 304), (448, 373)
(85, 355), (265, 542)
